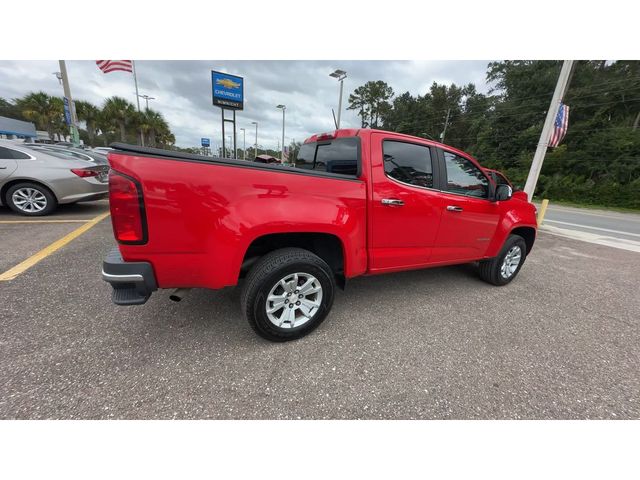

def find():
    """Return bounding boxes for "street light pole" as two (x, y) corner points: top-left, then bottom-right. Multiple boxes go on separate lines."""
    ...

(240, 128), (246, 160)
(58, 60), (80, 146)
(330, 69), (347, 129)
(251, 121), (258, 159)
(137, 94), (155, 110)
(277, 105), (286, 162)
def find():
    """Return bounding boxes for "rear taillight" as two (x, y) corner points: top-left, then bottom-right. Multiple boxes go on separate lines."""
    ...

(109, 170), (147, 244)
(71, 168), (99, 177)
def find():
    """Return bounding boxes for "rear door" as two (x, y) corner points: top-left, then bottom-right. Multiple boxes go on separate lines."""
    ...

(431, 148), (501, 262)
(369, 133), (443, 271)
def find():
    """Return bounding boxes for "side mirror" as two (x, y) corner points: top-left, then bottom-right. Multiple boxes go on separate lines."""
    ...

(495, 184), (513, 201)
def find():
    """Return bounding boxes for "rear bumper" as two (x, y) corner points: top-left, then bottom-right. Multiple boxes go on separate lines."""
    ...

(102, 247), (157, 305)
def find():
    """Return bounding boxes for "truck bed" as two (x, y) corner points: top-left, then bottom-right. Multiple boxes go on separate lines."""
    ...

(107, 144), (368, 290)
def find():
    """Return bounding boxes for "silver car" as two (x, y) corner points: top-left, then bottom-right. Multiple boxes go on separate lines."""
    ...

(0, 140), (109, 216)
(25, 144), (109, 165)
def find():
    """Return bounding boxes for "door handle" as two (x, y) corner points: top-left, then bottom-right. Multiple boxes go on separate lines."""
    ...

(381, 198), (404, 207)
(0, 166), (7, 169)
(446, 205), (463, 212)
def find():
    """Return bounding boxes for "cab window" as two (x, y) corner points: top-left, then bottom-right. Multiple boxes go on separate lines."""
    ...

(383, 140), (433, 188)
(295, 137), (359, 176)
(443, 151), (489, 198)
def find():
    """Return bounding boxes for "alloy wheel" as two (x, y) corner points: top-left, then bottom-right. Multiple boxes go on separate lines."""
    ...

(12, 188), (47, 213)
(265, 272), (323, 329)
(500, 246), (522, 279)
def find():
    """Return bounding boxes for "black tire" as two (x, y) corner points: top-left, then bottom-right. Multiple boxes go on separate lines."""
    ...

(478, 234), (527, 286)
(241, 247), (336, 342)
(5, 182), (57, 216)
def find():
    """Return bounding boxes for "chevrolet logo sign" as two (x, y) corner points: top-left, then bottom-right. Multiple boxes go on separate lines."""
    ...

(216, 78), (241, 89)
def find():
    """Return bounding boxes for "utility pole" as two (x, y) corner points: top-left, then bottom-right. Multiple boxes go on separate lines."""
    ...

(240, 128), (246, 160)
(251, 121), (258, 159)
(524, 60), (575, 200)
(58, 61), (80, 146)
(440, 108), (451, 143)
(277, 105), (286, 161)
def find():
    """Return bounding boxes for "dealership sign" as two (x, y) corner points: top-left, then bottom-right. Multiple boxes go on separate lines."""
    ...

(201, 137), (210, 147)
(211, 71), (244, 110)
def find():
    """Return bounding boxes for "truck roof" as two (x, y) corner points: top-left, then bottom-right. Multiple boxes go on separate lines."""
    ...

(304, 128), (480, 164)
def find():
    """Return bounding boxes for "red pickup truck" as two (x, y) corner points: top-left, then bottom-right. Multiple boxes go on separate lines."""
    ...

(103, 128), (537, 341)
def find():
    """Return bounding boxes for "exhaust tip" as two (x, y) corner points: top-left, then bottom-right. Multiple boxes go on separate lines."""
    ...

(169, 288), (190, 302)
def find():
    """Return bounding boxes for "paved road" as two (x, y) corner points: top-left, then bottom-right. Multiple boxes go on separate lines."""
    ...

(1, 209), (638, 419)
(541, 203), (640, 240)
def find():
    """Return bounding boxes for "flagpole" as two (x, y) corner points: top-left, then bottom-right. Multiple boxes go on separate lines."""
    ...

(132, 60), (141, 112)
(523, 60), (575, 201)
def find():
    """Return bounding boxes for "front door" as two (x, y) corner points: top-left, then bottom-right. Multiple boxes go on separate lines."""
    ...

(369, 134), (443, 272)
(431, 149), (501, 262)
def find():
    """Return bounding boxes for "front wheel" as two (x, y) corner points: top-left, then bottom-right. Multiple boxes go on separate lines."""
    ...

(478, 235), (527, 286)
(241, 248), (336, 341)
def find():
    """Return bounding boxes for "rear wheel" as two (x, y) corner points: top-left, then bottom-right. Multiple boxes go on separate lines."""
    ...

(5, 182), (57, 216)
(241, 247), (335, 341)
(478, 234), (527, 286)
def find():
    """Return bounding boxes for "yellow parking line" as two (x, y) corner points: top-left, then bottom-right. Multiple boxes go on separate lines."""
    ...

(0, 211), (111, 282)
(0, 219), (92, 224)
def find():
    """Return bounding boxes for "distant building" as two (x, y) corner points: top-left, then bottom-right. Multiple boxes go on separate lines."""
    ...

(0, 116), (37, 141)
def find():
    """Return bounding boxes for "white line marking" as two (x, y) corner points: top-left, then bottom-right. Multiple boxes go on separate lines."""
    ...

(544, 206), (640, 222)
(540, 225), (640, 253)
(543, 219), (640, 238)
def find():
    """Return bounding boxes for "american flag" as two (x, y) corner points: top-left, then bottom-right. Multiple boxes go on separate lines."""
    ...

(549, 102), (570, 148)
(96, 60), (133, 74)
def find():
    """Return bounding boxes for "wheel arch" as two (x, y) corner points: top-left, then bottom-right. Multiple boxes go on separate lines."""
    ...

(240, 232), (347, 288)
(510, 225), (536, 254)
(1, 178), (59, 205)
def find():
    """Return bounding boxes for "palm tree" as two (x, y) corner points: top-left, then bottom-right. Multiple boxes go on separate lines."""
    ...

(140, 109), (170, 147)
(132, 109), (153, 146)
(75, 100), (100, 147)
(101, 96), (135, 142)
(16, 92), (65, 140)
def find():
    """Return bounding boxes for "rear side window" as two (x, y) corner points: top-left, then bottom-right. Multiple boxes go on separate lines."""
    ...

(295, 137), (359, 176)
(383, 140), (433, 188)
(444, 151), (489, 198)
(0, 146), (31, 159)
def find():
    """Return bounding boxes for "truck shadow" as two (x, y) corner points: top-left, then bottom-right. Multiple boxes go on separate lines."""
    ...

(142, 262), (486, 344)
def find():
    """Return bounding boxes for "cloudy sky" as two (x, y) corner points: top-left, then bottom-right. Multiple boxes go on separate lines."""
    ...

(0, 60), (491, 149)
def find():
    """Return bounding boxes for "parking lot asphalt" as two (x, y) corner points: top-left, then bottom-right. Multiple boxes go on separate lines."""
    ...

(1, 203), (639, 419)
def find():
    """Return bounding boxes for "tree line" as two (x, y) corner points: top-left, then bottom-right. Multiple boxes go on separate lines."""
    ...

(0, 92), (175, 148)
(348, 61), (640, 209)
